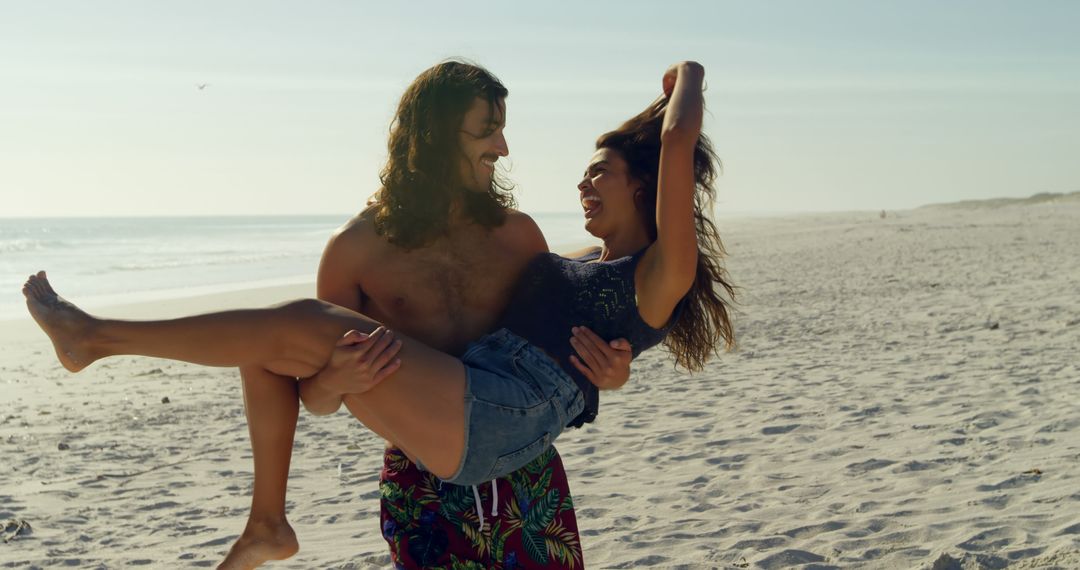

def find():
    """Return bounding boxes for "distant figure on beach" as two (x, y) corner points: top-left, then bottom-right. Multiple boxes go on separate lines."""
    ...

(880, 209), (887, 219)
(24, 60), (735, 569)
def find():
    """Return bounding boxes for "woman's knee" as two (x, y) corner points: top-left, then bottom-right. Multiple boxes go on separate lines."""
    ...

(272, 298), (332, 318)
(262, 299), (339, 364)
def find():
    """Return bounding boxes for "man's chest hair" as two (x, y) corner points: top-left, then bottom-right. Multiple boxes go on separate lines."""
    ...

(366, 237), (513, 312)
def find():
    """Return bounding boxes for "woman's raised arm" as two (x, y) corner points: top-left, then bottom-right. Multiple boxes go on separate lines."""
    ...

(636, 62), (705, 325)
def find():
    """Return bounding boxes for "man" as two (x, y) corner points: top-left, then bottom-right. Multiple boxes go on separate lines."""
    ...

(319, 60), (584, 569)
(227, 60), (617, 569)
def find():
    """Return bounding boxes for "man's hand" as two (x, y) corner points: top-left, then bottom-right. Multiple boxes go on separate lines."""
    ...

(322, 327), (403, 395)
(569, 326), (633, 390)
(299, 327), (402, 415)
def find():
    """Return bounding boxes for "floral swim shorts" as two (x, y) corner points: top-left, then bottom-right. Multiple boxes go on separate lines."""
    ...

(379, 445), (585, 569)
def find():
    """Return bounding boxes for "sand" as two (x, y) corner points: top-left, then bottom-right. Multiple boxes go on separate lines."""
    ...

(1, 202), (1078, 569)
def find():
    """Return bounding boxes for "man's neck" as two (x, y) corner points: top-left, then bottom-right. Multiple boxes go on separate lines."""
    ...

(447, 194), (488, 228)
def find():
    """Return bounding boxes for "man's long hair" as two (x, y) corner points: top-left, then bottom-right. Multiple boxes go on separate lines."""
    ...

(374, 60), (515, 249)
(596, 98), (737, 371)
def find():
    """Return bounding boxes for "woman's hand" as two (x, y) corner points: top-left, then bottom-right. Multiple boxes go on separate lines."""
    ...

(662, 61), (705, 97)
(318, 327), (403, 395)
(569, 326), (633, 390)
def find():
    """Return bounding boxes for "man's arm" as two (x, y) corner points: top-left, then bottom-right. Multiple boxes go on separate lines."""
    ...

(316, 217), (371, 310)
(299, 216), (374, 415)
(569, 326), (633, 390)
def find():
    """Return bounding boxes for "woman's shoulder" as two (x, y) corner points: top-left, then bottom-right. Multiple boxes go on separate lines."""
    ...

(559, 245), (602, 260)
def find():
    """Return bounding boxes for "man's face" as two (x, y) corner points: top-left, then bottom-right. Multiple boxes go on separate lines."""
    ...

(458, 97), (508, 192)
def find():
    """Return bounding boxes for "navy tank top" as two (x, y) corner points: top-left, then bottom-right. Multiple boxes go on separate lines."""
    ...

(496, 248), (681, 427)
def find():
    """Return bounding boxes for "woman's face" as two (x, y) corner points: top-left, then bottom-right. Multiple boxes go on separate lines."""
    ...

(578, 148), (640, 238)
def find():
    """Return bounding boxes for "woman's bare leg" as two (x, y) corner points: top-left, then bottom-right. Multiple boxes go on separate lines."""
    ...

(24, 272), (343, 377)
(218, 367), (425, 570)
(24, 271), (467, 477)
(216, 366), (301, 570)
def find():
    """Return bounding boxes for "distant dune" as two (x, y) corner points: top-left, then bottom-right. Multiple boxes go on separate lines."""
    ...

(919, 190), (1080, 210)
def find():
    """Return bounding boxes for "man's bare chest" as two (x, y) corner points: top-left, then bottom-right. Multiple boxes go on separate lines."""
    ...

(356, 242), (524, 352)
(373, 253), (495, 312)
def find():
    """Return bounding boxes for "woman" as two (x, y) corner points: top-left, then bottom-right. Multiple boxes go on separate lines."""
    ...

(24, 61), (735, 566)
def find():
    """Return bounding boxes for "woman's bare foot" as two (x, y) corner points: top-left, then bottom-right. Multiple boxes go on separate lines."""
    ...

(22, 271), (102, 372)
(217, 517), (299, 570)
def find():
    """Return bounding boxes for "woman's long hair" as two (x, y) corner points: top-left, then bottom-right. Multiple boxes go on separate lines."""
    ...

(596, 98), (737, 371)
(374, 60), (515, 249)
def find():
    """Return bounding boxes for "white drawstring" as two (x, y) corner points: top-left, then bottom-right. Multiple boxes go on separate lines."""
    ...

(471, 480), (499, 529)
(471, 485), (485, 529)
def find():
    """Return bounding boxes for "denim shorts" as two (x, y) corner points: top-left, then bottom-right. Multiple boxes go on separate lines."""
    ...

(439, 328), (585, 486)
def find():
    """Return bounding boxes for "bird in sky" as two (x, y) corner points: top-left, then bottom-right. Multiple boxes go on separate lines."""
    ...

(196, 83), (208, 90)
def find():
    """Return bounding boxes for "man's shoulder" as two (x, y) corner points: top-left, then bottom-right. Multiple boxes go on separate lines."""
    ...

(321, 206), (386, 265)
(330, 206), (381, 245)
(494, 208), (548, 255)
(501, 208), (539, 228)
(328, 206), (547, 258)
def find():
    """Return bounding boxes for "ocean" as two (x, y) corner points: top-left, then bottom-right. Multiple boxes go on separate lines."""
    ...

(0, 213), (595, 320)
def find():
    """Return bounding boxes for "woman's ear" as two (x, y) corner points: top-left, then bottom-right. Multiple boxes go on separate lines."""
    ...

(632, 181), (652, 212)
(633, 187), (658, 240)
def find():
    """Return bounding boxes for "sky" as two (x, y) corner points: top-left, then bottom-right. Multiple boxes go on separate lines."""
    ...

(1, 0), (1078, 217)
